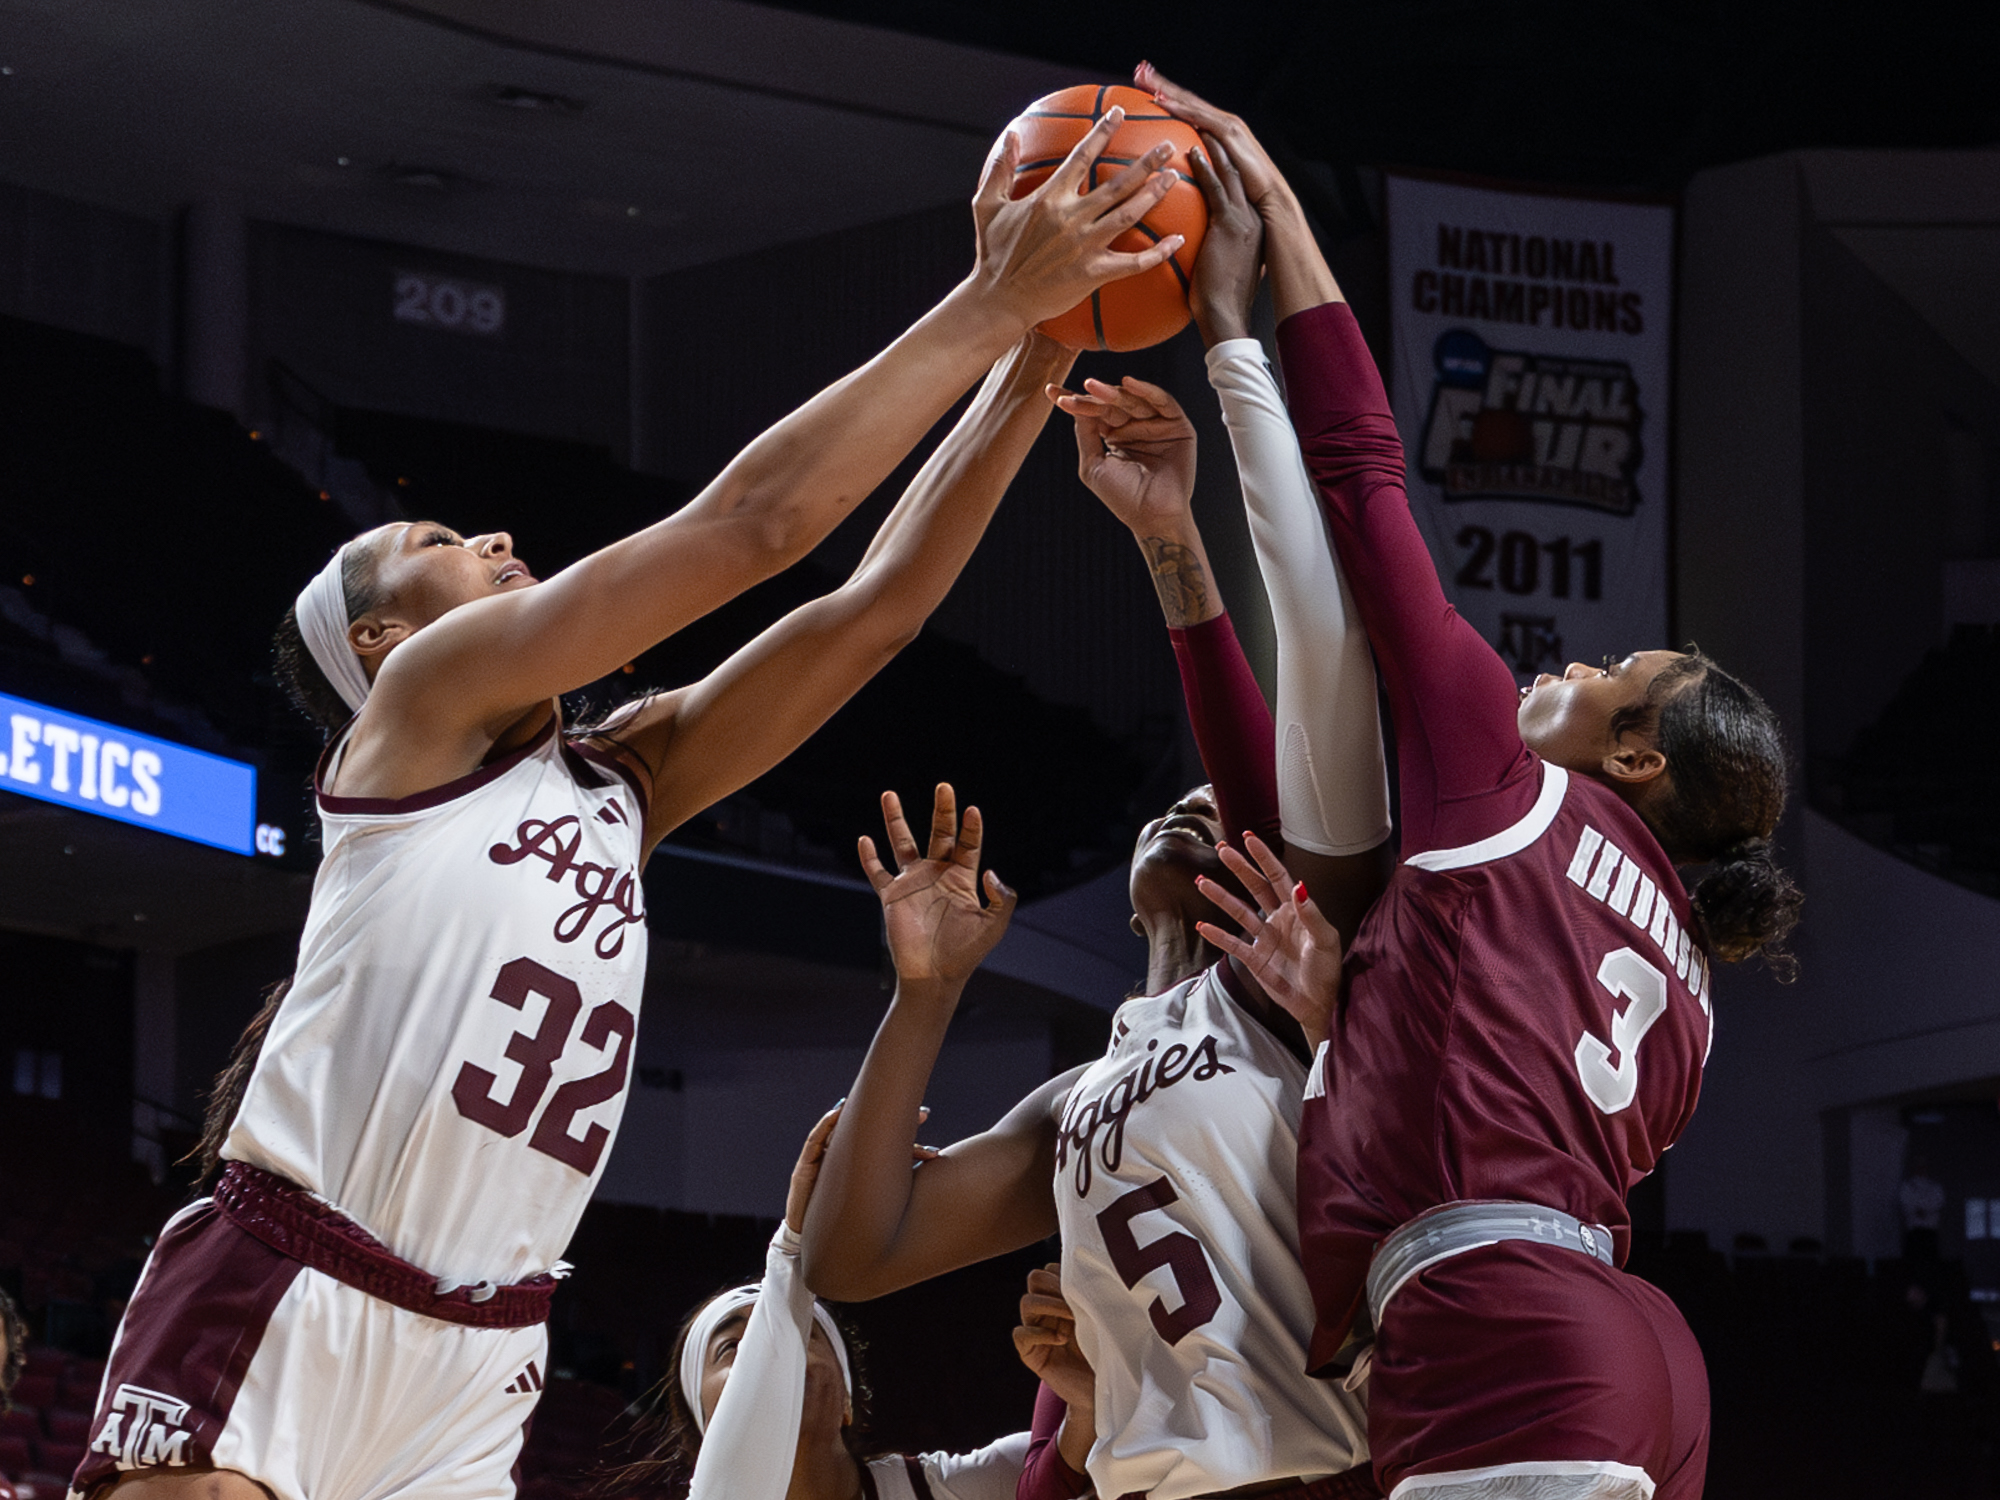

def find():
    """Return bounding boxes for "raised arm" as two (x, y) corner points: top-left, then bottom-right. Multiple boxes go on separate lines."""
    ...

(1047, 374), (1281, 852)
(609, 332), (1077, 844)
(355, 116), (1185, 776)
(1143, 67), (1535, 853)
(1180, 136), (1390, 937)
(802, 787), (1070, 1301)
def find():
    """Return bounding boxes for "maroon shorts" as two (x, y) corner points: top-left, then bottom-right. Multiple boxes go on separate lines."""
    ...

(1116, 1470), (1382, 1500)
(1369, 1241), (1708, 1499)
(73, 1171), (556, 1500)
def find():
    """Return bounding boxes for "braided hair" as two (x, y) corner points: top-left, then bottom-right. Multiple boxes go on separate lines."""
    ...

(1610, 648), (1803, 977)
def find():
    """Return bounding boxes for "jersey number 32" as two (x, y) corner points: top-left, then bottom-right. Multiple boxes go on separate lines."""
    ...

(451, 956), (635, 1175)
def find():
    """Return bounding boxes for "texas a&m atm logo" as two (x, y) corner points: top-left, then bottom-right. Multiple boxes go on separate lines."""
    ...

(90, 1384), (194, 1468)
(1417, 330), (1644, 516)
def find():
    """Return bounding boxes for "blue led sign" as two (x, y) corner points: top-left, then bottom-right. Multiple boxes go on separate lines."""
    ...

(0, 692), (257, 854)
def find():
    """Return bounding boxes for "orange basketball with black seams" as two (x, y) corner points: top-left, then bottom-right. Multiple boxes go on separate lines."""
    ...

(1005, 83), (1207, 352)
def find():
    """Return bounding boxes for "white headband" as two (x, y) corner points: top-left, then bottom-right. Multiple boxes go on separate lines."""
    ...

(679, 1283), (852, 1435)
(294, 541), (372, 714)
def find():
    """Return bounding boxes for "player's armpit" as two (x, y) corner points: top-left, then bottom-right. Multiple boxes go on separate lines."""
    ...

(802, 1066), (1077, 1302)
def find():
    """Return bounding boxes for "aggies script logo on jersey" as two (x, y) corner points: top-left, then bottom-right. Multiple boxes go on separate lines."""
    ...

(488, 797), (644, 958)
(1417, 329), (1644, 516)
(1055, 1033), (1234, 1196)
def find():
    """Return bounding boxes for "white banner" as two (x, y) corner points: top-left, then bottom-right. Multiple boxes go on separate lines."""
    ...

(1385, 174), (1675, 683)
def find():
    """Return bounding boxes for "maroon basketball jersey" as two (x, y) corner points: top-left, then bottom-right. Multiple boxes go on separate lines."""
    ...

(1295, 759), (1712, 1371)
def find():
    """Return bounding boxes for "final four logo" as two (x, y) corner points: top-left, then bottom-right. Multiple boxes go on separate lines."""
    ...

(1416, 330), (1644, 516)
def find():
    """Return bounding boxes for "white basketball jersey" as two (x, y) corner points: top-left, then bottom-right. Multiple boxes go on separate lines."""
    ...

(224, 719), (649, 1285)
(1055, 963), (1366, 1500)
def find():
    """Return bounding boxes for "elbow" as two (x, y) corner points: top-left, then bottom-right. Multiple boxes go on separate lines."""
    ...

(800, 1246), (888, 1304)
(831, 580), (927, 659)
(729, 491), (823, 571)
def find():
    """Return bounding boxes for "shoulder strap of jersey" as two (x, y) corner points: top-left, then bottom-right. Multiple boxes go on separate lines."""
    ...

(1403, 763), (1568, 872)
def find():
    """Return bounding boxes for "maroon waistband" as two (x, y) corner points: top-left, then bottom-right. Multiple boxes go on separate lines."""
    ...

(213, 1161), (559, 1329)
(1120, 1470), (1381, 1500)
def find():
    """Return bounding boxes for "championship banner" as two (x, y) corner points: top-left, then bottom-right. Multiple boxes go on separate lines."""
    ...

(1385, 174), (1675, 682)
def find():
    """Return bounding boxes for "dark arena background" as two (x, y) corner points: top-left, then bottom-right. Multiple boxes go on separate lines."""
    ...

(3, 2), (1999, 1496)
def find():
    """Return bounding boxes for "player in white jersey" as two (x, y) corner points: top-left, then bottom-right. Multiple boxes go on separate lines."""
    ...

(73, 115), (1190, 1500)
(801, 135), (1396, 1500)
(611, 1107), (1031, 1500)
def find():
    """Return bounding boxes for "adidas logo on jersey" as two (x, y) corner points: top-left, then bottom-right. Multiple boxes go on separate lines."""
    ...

(90, 1384), (193, 1469)
(504, 1360), (545, 1395)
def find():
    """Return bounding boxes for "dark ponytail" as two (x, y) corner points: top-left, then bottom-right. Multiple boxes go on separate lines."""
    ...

(1689, 836), (1801, 980)
(273, 540), (384, 737)
(187, 976), (291, 1190)
(1612, 649), (1803, 977)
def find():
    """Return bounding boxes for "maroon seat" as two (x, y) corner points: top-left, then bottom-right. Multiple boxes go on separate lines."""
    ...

(56, 1376), (101, 1411)
(31, 1443), (83, 1481)
(0, 1432), (31, 1474)
(41, 1413), (89, 1444)
(0, 1411), (36, 1438)
(5, 1378), (55, 1413)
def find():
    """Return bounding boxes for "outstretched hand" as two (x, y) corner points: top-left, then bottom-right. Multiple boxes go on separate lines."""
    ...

(1195, 833), (1343, 1052)
(970, 111), (1186, 332)
(858, 784), (1017, 987)
(1186, 136), (1264, 346)
(1048, 375), (1197, 534)
(785, 1101), (938, 1233)
(1135, 63), (1293, 223)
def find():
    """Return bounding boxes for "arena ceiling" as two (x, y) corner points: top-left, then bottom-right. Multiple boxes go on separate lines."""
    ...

(0, 0), (1079, 275)
(0, 1), (1991, 279)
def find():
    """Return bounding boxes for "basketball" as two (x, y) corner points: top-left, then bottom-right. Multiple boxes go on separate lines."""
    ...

(1004, 83), (1207, 352)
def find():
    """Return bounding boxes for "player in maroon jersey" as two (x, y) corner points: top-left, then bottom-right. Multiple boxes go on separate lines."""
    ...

(1142, 64), (1800, 1500)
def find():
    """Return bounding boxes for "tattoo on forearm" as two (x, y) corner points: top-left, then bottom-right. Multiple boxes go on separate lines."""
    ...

(1140, 537), (1213, 627)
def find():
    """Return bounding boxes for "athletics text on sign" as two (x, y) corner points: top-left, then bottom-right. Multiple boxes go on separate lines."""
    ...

(0, 692), (258, 855)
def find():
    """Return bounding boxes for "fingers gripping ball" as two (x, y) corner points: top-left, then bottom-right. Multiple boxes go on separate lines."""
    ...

(1006, 84), (1207, 352)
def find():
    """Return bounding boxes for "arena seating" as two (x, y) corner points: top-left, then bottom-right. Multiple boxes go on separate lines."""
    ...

(11, 1169), (2000, 1498)
(0, 1347), (100, 1497)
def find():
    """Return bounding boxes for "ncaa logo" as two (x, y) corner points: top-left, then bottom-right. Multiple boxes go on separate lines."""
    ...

(90, 1384), (194, 1469)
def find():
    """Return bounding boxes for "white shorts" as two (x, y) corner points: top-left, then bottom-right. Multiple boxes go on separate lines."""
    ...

(73, 1199), (549, 1500)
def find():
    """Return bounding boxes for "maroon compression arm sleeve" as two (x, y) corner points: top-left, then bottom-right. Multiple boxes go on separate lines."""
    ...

(1169, 613), (1283, 850)
(1017, 1382), (1090, 1500)
(1274, 301), (1538, 853)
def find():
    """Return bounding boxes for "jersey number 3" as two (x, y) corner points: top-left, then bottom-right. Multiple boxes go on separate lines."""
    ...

(1097, 1176), (1223, 1346)
(452, 956), (635, 1174)
(1574, 946), (1669, 1115)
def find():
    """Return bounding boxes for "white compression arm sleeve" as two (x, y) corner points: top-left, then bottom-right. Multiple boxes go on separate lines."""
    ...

(1207, 338), (1391, 856)
(687, 1223), (815, 1500)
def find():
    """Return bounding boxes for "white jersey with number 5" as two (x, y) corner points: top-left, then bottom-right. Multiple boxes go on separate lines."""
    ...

(1055, 962), (1367, 1500)
(223, 718), (650, 1285)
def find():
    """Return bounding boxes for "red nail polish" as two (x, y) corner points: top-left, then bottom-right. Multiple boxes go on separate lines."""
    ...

(1294, 881), (1308, 903)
